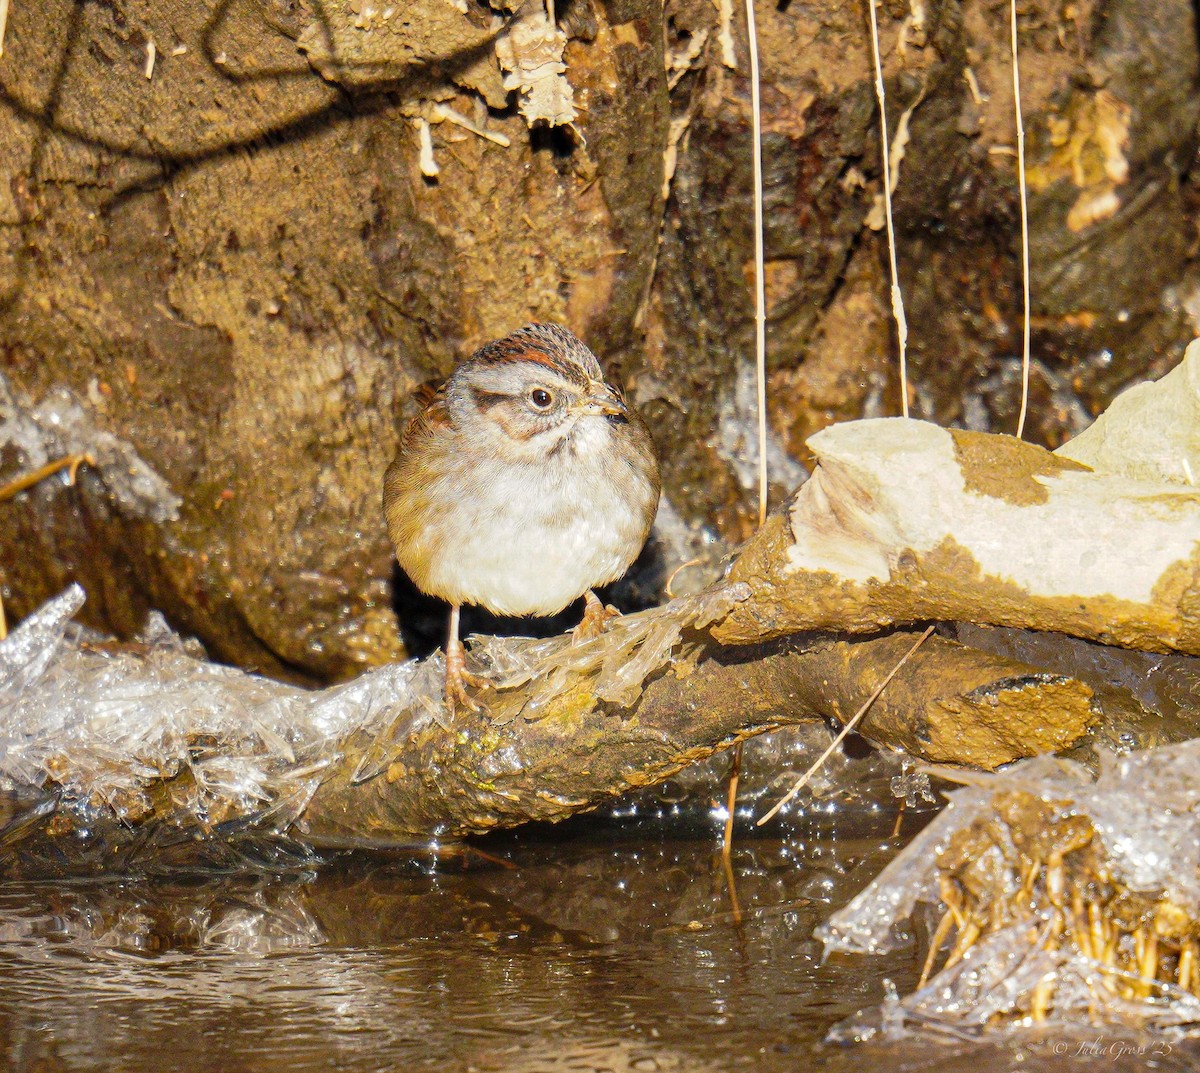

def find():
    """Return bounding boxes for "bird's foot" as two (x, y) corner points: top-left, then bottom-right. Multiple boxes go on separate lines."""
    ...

(444, 642), (487, 718)
(572, 589), (619, 645)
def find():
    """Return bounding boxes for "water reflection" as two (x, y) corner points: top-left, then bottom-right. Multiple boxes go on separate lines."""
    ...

(2, 824), (1195, 1073)
(0, 829), (878, 1071)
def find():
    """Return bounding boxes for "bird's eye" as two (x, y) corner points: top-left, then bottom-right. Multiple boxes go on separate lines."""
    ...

(529, 388), (553, 409)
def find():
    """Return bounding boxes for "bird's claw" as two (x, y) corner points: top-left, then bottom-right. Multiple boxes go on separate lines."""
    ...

(572, 589), (619, 645)
(444, 644), (486, 718)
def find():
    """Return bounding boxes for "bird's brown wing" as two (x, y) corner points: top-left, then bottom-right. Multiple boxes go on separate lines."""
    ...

(411, 378), (442, 413)
(400, 379), (452, 453)
(384, 378), (453, 533)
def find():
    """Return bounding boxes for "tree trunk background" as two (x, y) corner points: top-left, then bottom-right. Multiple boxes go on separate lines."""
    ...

(0, 0), (1196, 682)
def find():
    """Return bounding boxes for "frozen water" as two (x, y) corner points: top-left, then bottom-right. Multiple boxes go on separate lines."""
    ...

(0, 374), (181, 522)
(0, 585), (433, 837)
(472, 581), (750, 714)
(0, 583), (753, 858)
(819, 745), (1200, 1033)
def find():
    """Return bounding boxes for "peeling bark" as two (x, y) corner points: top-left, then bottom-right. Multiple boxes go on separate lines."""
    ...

(715, 419), (1200, 656)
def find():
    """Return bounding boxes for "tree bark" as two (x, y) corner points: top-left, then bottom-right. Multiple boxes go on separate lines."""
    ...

(1, 0), (1197, 683)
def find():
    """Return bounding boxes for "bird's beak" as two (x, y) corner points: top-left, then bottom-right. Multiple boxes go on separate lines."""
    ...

(573, 380), (628, 417)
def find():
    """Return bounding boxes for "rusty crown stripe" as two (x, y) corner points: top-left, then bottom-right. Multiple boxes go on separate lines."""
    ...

(470, 325), (601, 385)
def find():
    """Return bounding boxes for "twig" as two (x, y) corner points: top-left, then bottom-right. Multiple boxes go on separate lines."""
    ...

(0, 0), (9, 60)
(867, 0), (910, 418)
(722, 736), (742, 857)
(0, 451), (94, 643)
(1011, 0), (1031, 440)
(756, 625), (935, 825)
(0, 452), (95, 503)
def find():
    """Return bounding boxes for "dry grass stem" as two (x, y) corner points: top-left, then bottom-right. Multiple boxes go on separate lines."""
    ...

(724, 0), (770, 858)
(664, 556), (704, 599)
(0, 0), (9, 60)
(720, 846), (743, 925)
(867, 0), (911, 417)
(963, 66), (987, 105)
(912, 794), (1200, 1021)
(745, 0), (768, 528)
(0, 451), (95, 643)
(918, 905), (956, 988)
(415, 118), (439, 178)
(757, 625), (935, 825)
(1011, 0), (1032, 439)
(0, 452), (94, 503)
(432, 103), (512, 147)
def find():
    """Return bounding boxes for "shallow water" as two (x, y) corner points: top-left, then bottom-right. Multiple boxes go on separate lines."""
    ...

(1, 805), (1196, 1073)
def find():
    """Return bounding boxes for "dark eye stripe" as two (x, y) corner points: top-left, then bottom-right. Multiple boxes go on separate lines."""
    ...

(470, 387), (511, 411)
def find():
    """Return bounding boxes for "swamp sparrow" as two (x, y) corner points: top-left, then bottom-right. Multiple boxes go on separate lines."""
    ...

(384, 324), (661, 715)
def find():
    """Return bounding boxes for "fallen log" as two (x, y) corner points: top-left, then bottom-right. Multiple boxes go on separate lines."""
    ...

(0, 586), (1096, 869)
(716, 339), (1200, 654)
(298, 625), (1095, 846)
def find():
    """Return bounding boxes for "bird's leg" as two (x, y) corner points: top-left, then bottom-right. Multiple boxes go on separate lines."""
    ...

(572, 589), (619, 644)
(444, 604), (485, 716)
